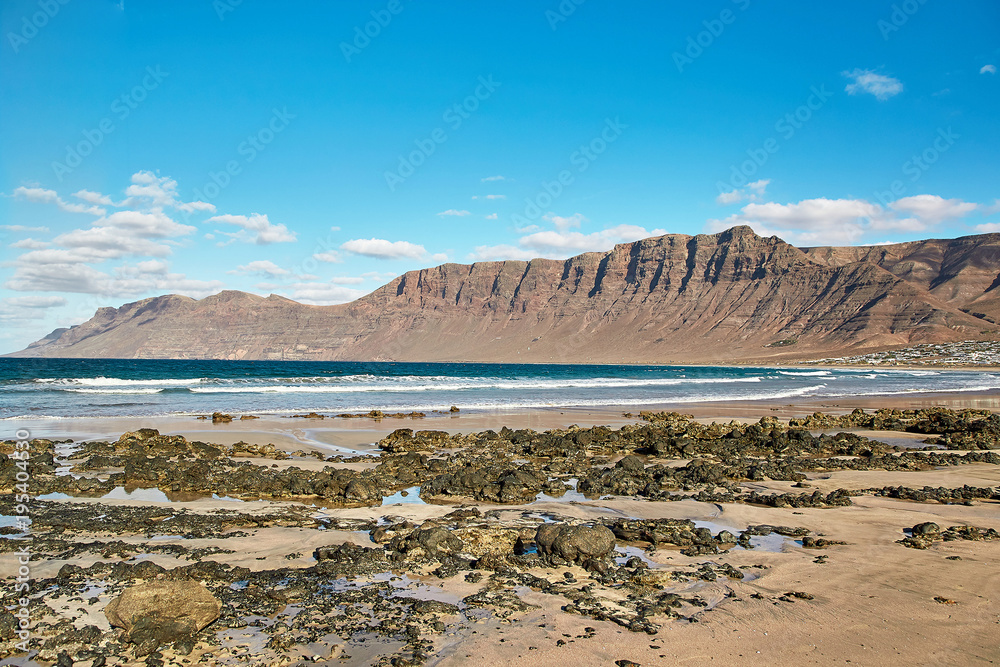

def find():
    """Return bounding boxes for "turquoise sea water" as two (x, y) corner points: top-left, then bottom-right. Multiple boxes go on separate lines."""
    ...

(1, 358), (998, 420)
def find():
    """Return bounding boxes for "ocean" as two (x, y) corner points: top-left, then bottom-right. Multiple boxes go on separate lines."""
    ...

(1, 358), (999, 421)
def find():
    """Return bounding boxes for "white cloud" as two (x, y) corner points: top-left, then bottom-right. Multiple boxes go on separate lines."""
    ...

(481, 175), (506, 182)
(111, 263), (224, 298)
(10, 181), (200, 278)
(340, 238), (427, 260)
(437, 209), (471, 217)
(716, 179), (770, 205)
(73, 189), (115, 206)
(4, 262), (110, 294)
(0, 298), (61, 322)
(13, 186), (57, 204)
(10, 238), (49, 249)
(842, 69), (903, 101)
(124, 170), (215, 213)
(1, 172), (299, 309)
(716, 190), (744, 205)
(13, 186), (106, 216)
(471, 223), (667, 261)
(229, 260), (290, 277)
(708, 198), (882, 245)
(3, 296), (66, 308)
(101, 210), (196, 238)
(313, 251), (343, 263)
(706, 194), (987, 246)
(39, 210), (197, 264)
(430, 252), (449, 263)
(485, 213), (498, 220)
(543, 213), (586, 232)
(12, 248), (119, 266)
(361, 271), (400, 282)
(278, 280), (368, 305)
(470, 244), (540, 261)
(5, 257), (222, 298)
(472, 194), (505, 200)
(521, 225), (665, 252)
(975, 222), (1000, 233)
(889, 195), (978, 224)
(981, 64), (997, 75)
(207, 213), (297, 244)
(1, 225), (49, 233)
(53, 227), (173, 259)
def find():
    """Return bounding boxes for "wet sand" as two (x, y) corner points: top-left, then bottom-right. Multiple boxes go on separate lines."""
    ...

(12, 388), (1000, 449)
(4, 391), (1000, 666)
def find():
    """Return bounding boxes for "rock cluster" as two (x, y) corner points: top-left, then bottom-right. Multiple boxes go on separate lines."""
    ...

(2, 403), (998, 665)
(897, 522), (1000, 549)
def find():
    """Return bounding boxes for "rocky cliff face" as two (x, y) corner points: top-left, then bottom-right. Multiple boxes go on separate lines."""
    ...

(13, 227), (1000, 363)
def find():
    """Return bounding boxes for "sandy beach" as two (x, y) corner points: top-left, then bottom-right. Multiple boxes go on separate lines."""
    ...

(2, 392), (999, 666)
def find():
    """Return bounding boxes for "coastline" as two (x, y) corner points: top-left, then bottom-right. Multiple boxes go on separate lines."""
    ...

(9, 388), (1000, 447)
(3, 391), (999, 665)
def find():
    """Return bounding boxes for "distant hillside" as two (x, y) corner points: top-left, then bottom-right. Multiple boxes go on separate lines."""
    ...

(11, 226), (1000, 363)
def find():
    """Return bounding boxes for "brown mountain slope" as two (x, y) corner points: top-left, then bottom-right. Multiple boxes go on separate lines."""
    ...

(11, 227), (1000, 363)
(803, 233), (1000, 324)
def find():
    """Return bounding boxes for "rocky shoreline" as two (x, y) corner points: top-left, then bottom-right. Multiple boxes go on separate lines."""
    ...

(2, 406), (999, 665)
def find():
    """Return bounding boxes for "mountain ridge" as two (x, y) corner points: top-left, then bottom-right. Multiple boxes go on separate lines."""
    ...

(11, 226), (1000, 363)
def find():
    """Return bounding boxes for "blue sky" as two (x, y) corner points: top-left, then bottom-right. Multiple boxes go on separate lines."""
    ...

(1, 0), (998, 352)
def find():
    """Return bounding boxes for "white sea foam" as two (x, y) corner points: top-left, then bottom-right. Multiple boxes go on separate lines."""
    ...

(63, 388), (165, 395)
(777, 370), (832, 377)
(186, 376), (767, 394)
(35, 376), (205, 387)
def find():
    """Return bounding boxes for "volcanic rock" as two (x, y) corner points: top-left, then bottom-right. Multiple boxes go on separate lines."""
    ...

(104, 579), (221, 655)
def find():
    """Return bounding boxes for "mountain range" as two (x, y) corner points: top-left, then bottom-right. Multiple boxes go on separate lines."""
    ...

(11, 226), (1000, 363)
